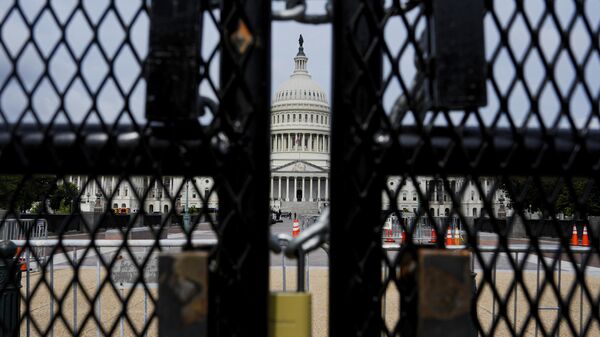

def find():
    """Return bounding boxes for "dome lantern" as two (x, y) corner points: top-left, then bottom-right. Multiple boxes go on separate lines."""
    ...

(293, 34), (308, 75)
(272, 35), (328, 105)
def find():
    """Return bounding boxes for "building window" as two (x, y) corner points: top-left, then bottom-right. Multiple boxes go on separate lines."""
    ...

(193, 193), (197, 198)
(113, 203), (118, 208)
(116, 188), (120, 196)
(149, 205), (154, 212)
(121, 203), (126, 208)
(402, 192), (407, 201)
(164, 205), (169, 213)
(124, 188), (128, 197)
(412, 192), (417, 201)
(473, 208), (478, 217)
(471, 191), (474, 201)
(204, 188), (209, 199)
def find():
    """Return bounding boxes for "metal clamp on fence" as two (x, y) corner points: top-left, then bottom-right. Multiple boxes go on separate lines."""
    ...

(0, 241), (21, 337)
(284, 208), (329, 259)
(273, 0), (332, 24)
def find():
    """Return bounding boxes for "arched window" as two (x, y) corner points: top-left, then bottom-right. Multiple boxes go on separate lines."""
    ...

(473, 208), (478, 217)
(149, 205), (154, 213)
(164, 205), (169, 213)
(445, 208), (450, 216)
(293, 114), (296, 122)
(113, 203), (118, 209)
(471, 191), (474, 201)
(287, 115), (290, 122)
(121, 203), (126, 208)
(412, 192), (417, 201)
(402, 192), (407, 201)
(124, 188), (128, 197)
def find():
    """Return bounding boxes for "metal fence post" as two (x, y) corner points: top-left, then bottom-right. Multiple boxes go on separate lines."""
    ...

(331, 1), (384, 336)
(213, 1), (271, 336)
(0, 241), (21, 337)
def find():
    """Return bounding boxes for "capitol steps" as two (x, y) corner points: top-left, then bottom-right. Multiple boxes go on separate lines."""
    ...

(280, 201), (320, 216)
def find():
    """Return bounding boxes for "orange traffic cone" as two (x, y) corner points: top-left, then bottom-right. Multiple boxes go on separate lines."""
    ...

(431, 227), (437, 243)
(582, 225), (589, 247)
(292, 219), (300, 238)
(446, 225), (453, 247)
(571, 225), (579, 246)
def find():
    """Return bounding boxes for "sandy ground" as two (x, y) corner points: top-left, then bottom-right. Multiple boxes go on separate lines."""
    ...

(15, 267), (600, 337)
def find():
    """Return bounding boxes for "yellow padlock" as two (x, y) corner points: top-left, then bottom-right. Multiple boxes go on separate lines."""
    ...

(269, 253), (311, 337)
(268, 292), (311, 337)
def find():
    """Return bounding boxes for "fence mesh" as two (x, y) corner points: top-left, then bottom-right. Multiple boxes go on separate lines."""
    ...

(1, 0), (600, 336)
(0, 1), (270, 336)
(331, 0), (600, 336)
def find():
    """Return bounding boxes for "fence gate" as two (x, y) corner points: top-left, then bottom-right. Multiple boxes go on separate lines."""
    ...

(331, 0), (600, 336)
(1, 0), (599, 336)
(0, 1), (270, 336)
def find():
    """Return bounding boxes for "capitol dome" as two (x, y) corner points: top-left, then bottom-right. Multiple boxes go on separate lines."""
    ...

(269, 35), (330, 214)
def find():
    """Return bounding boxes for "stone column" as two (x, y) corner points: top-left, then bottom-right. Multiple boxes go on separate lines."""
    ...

(317, 177), (321, 200)
(286, 177), (290, 201)
(310, 177), (313, 202)
(325, 177), (328, 201)
(270, 177), (273, 200)
(294, 176), (298, 201)
(278, 176), (282, 200)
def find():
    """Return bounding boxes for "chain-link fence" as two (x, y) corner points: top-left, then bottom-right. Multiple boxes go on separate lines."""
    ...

(331, 0), (600, 336)
(0, 0), (270, 336)
(0, 0), (599, 336)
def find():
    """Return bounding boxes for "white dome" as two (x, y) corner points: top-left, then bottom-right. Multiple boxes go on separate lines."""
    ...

(273, 75), (328, 105)
(272, 37), (328, 106)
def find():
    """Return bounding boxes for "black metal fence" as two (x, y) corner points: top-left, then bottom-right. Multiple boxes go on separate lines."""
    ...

(0, 0), (598, 336)
(0, 0), (270, 336)
(331, 0), (600, 336)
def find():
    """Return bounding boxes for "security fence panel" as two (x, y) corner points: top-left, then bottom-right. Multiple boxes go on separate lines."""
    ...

(0, 1), (271, 337)
(332, 0), (600, 337)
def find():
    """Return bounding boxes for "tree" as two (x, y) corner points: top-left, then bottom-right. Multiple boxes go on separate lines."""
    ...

(0, 175), (55, 212)
(49, 182), (79, 214)
(503, 177), (600, 217)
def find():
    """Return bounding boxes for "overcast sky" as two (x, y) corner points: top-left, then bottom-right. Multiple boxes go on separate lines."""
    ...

(0, 0), (598, 129)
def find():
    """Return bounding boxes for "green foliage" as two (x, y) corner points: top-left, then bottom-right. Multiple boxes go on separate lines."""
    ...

(49, 182), (79, 214)
(0, 175), (55, 212)
(0, 176), (80, 213)
(503, 177), (600, 217)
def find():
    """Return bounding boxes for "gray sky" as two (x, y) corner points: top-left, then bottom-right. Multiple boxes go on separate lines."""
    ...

(0, 0), (598, 129)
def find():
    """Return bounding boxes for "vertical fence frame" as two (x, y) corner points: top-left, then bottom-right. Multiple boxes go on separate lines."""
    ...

(331, 1), (385, 336)
(212, 1), (272, 336)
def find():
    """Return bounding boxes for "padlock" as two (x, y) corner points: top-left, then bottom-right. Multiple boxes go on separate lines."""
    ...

(269, 252), (311, 337)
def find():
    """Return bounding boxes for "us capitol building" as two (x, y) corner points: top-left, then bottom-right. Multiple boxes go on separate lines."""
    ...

(71, 36), (506, 219)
